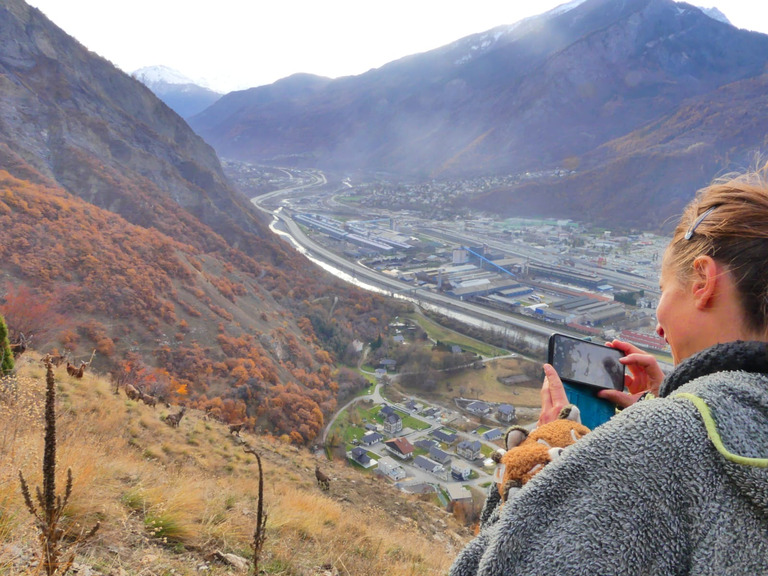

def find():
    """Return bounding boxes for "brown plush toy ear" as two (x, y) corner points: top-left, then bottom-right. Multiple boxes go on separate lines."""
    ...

(505, 426), (529, 450)
(496, 416), (591, 503)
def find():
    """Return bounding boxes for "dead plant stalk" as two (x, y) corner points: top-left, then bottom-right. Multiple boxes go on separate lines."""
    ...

(18, 359), (99, 575)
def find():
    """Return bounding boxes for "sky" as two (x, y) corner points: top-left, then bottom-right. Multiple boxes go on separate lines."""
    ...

(26, 1), (768, 94)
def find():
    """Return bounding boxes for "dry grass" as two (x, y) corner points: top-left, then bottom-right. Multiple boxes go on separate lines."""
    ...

(0, 352), (472, 575)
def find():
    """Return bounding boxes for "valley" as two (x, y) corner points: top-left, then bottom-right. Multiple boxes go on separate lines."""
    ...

(221, 159), (676, 502)
(230, 161), (671, 362)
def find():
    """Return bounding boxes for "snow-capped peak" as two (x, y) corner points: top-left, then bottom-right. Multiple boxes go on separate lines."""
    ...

(451, 0), (588, 66)
(547, 0), (588, 18)
(132, 65), (202, 87)
(694, 5), (731, 27)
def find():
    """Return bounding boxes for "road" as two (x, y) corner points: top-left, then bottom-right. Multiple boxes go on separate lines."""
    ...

(249, 169), (670, 492)
(250, 170), (621, 357)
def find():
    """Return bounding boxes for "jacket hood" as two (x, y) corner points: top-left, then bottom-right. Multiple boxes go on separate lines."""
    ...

(661, 341), (768, 518)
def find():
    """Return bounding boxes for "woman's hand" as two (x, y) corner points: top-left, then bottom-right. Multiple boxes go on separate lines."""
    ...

(596, 340), (665, 408)
(537, 363), (570, 427)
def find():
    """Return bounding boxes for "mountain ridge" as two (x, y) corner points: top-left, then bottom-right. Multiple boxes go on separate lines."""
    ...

(0, 0), (406, 444)
(189, 0), (768, 228)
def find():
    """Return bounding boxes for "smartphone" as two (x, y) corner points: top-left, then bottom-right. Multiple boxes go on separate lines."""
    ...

(547, 333), (625, 392)
(547, 333), (625, 429)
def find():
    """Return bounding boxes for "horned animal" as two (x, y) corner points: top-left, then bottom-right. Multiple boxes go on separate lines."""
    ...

(42, 352), (67, 367)
(315, 466), (331, 491)
(66, 361), (87, 378)
(165, 407), (186, 428)
(124, 384), (141, 401)
(229, 422), (244, 436)
(139, 392), (157, 408)
(10, 333), (31, 358)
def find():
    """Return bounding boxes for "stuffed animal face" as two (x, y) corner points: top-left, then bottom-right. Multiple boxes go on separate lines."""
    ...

(496, 418), (590, 502)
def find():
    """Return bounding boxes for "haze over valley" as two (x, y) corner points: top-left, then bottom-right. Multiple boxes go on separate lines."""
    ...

(1, 0), (767, 572)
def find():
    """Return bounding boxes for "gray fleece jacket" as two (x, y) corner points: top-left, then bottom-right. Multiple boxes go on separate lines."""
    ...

(450, 341), (768, 576)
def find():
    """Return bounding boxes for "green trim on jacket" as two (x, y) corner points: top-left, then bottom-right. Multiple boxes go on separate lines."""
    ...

(677, 392), (768, 468)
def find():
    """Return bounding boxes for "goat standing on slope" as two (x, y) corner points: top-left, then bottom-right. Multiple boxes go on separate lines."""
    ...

(139, 391), (157, 408)
(165, 407), (186, 428)
(66, 361), (87, 378)
(124, 384), (141, 401)
(315, 466), (331, 491)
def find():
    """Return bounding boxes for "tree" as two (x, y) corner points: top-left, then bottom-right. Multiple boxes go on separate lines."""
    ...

(0, 313), (13, 374)
(0, 282), (64, 349)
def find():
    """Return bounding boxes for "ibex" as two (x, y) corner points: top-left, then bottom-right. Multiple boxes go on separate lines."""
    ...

(139, 391), (157, 408)
(229, 422), (244, 436)
(165, 407), (186, 428)
(124, 384), (141, 401)
(315, 465), (331, 491)
(66, 361), (87, 378)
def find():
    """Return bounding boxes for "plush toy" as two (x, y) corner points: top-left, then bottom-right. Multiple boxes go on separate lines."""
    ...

(495, 406), (590, 503)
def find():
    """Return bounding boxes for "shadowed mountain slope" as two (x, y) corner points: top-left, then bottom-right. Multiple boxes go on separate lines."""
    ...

(191, 0), (768, 228)
(0, 0), (406, 444)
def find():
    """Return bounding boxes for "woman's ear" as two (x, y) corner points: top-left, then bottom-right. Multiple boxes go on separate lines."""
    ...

(691, 256), (719, 309)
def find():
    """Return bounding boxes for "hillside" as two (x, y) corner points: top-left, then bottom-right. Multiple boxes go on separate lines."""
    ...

(0, 161), (408, 443)
(0, 354), (472, 574)
(0, 0), (411, 445)
(189, 0), (768, 229)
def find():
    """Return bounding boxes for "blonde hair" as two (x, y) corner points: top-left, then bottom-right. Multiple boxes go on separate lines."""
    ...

(667, 163), (768, 333)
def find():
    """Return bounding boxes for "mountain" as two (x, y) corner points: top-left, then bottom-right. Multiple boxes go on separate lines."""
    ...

(189, 0), (768, 229)
(133, 65), (222, 119)
(0, 0), (405, 444)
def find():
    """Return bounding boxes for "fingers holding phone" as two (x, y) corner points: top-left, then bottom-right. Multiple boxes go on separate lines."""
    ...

(538, 363), (569, 427)
(605, 339), (665, 396)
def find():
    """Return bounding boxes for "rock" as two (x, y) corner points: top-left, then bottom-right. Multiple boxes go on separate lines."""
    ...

(207, 550), (249, 572)
(70, 563), (94, 575)
(311, 564), (340, 576)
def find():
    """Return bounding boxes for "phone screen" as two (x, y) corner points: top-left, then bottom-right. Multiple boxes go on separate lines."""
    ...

(548, 334), (625, 391)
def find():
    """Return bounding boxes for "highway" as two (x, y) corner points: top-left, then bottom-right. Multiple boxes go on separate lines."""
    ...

(249, 169), (648, 353)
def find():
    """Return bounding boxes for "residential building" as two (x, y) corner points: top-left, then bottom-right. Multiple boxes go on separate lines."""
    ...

(383, 413), (403, 434)
(379, 405), (396, 418)
(482, 428), (503, 441)
(429, 446), (452, 464)
(432, 428), (458, 444)
(405, 399), (420, 412)
(446, 484), (472, 503)
(457, 440), (482, 461)
(422, 407), (441, 419)
(361, 431), (383, 446)
(451, 461), (472, 481)
(380, 358), (397, 371)
(384, 437), (414, 460)
(415, 439), (437, 451)
(348, 447), (373, 467)
(466, 401), (491, 415)
(497, 404), (516, 423)
(414, 455), (444, 476)
(377, 456), (406, 481)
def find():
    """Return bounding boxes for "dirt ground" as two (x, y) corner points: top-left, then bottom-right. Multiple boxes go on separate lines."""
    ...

(393, 357), (544, 424)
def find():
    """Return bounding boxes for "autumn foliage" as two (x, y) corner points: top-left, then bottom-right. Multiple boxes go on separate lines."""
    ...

(0, 169), (407, 443)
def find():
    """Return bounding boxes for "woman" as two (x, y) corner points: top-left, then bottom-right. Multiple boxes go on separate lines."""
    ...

(450, 167), (768, 576)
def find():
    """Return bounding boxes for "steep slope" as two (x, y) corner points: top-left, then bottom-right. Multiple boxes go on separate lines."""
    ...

(0, 0), (407, 444)
(0, 356), (471, 574)
(0, 0), (271, 257)
(190, 0), (768, 227)
(470, 73), (768, 230)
